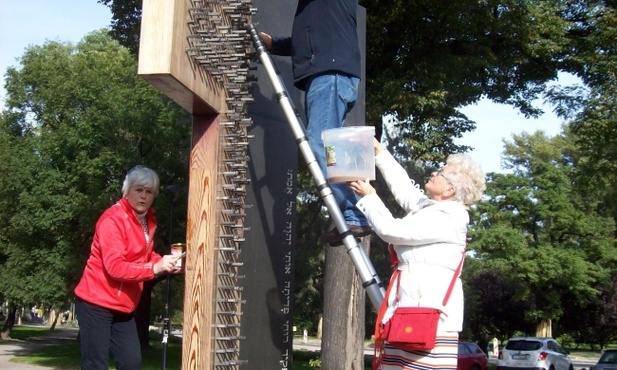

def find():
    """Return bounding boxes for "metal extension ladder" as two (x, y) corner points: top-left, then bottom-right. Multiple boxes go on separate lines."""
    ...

(247, 24), (385, 310)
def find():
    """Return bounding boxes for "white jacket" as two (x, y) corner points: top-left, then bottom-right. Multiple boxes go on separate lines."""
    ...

(355, 150), (468, 332)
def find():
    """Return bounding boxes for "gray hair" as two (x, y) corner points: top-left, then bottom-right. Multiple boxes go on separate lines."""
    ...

(444, 154), (486, 208)
(121, 166), (160, 197)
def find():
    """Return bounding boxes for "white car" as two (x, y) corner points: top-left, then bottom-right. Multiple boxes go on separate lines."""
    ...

(497, 337), (573, 370)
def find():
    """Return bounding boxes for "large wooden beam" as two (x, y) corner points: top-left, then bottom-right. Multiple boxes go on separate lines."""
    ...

(138, 0), (224, 115)
(138, 0), (255, 368)
(183, 113), (220, 367)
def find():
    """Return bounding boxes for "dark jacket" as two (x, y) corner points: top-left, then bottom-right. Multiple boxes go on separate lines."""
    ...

(270, 0), (361, 90)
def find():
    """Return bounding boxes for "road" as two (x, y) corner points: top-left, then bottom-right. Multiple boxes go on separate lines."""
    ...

(489, 357), (597, 370)
(293, 339), (598, 370)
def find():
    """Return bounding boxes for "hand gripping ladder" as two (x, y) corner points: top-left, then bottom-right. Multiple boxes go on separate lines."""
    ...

(247, 24), (385, 310)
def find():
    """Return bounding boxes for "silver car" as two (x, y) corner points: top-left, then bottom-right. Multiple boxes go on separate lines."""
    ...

(497, 337), (573, 370)
(591, 349), (617, 370)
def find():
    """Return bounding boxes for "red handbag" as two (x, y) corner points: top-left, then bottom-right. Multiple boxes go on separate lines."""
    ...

(381, 306), (443, 351)
(373, 245), (465, 369)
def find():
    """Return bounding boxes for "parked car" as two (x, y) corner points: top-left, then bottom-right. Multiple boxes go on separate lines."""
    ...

(590, 349), (617, 370)
(497, 337), (573, 370)
(459, 341), (489, 370)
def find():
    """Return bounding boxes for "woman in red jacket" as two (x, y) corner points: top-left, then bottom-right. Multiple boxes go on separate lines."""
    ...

(74, 165), (180, 370)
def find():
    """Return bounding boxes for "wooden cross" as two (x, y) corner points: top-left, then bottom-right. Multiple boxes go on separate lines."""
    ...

(138, 0), (255, 368)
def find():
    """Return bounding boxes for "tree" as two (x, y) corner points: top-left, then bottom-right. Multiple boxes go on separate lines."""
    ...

(97, 0), (142, 55)
(467, 131), (615, 340)
(0, 30), (190, 340)
(363, 0), (575, 161)
(559, 276), (617, 349)
(544, 1), (617, 222)
(462, 262), (536, 340)
(321, 241), (367, 369)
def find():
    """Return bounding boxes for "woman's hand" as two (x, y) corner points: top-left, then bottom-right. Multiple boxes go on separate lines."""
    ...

(374, 137), (384, 156)
(348, 178), (376, 197)
(153, 254), (182, 275)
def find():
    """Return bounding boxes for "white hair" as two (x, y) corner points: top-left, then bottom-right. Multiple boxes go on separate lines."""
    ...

(121, 166), (160, 197)
(444, 154), (486, 208)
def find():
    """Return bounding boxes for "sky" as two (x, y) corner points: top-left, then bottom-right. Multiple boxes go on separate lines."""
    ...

(0, 0), (112, 105)
(0, 1), (570, 174)
(457, 95), (567, 174)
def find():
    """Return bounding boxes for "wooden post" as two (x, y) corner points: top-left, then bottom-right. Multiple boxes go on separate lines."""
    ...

(138, 0), (255, 368)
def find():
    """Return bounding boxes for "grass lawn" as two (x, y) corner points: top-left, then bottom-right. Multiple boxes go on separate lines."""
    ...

(1, 326), (57, 340)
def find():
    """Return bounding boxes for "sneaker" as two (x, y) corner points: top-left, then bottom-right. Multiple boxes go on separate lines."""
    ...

(319, 224), (373, 246)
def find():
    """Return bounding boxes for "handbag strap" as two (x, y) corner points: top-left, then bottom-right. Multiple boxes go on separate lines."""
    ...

(375, 244), (401, 335)
(391, 244), (466, 306)
(373, 244), (465, 370)
(374, 246), (400, 331)
(373, 251), (400, 370)
(442, 248), (465, 306)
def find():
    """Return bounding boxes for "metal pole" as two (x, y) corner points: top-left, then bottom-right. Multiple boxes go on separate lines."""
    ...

(247, 24), (385, 310)
(162, 185), (180, 370)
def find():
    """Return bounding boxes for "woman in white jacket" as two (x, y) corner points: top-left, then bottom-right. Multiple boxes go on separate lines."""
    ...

(349, 139), (486, 370)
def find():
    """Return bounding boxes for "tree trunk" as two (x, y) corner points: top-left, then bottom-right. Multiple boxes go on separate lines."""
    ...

(535, 319), (552, 337)
(0, 306), (17, 340)
(321, 237), (368, 369)
(49, 308), (58, 330)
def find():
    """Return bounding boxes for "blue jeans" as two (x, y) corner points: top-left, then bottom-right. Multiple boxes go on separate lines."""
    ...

(76, 298), (142, 370)
(305, 73), (368, 227)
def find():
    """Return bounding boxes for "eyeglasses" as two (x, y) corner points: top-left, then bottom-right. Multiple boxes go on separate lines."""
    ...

(431, 169), (447, 178)
(431, 169), (452, 184)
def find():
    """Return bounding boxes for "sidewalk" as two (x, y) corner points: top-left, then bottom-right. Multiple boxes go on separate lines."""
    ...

(0, 327), (79, 370)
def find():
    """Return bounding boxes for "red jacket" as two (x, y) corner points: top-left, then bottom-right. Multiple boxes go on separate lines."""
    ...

(74, 198), (162, 313)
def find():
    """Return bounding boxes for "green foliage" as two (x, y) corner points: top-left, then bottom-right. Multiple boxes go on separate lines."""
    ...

(362, 0), (574, 161)
(97, 0), (142, 55)
(466, 131), (616, 343)
(308, 357), (322, 369)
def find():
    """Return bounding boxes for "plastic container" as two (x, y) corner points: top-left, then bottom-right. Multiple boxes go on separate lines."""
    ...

(322, 126), (375, 183)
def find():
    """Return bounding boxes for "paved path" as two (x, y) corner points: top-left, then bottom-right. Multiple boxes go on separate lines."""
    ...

(0, 327), (79, 370)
